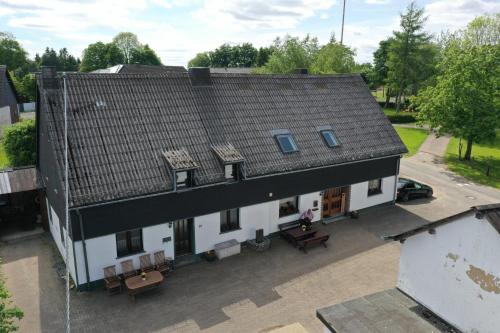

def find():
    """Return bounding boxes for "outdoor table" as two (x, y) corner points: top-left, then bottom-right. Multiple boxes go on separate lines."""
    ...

(284, 227), (317, 246)
(125, 271), (164, 301)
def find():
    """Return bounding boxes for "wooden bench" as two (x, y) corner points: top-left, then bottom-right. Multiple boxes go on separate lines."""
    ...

(214, 239), (240, 260)
(297, 233), (330, 253)
(278, 220), (301, 242)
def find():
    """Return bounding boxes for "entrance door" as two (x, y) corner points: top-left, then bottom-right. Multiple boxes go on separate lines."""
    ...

(174, 218), (193, 256)
(322, 187), (346, 218)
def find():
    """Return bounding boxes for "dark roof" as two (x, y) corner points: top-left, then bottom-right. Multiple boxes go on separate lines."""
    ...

(92, 64), (187, 74)
(384, 203), (500, 241)
(0, 167), (40, 195)
(0, 65), (20, 105)
(209, 67), (253, 74)
(317, 289), (459, 333)
(38, 71), (407, 207)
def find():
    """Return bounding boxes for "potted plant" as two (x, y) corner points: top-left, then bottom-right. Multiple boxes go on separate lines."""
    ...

(141, 272), (146, 281)
(204, 250), (216, 262)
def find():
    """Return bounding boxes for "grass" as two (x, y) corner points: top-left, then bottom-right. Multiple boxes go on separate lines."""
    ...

(0, 139), (9, 169)
(445, 133), (500, 189)
(395, 127), (429, 157)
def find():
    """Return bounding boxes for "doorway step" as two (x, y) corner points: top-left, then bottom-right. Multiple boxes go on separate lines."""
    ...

(173, 254), (202, 268)
(321, 214), (348, 225)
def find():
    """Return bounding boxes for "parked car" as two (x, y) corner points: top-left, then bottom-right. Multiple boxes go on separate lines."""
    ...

(397, 177), (433, 202)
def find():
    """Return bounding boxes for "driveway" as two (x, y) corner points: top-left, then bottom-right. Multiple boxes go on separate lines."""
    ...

(399, 133), (500, 221)
(0, 205), (428, 333)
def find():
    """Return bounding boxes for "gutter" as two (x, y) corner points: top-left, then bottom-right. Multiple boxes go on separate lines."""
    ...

(76, 209), (91, 290)
(69, 153), (404, 211)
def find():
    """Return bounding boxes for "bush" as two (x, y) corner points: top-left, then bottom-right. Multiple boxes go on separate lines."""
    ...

(2, 120), (36, 167)
(0, 266), (24, 332)
(386, 113), (417, 124)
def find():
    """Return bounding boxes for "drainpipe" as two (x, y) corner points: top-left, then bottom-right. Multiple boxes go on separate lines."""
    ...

(68, 218), (80, 289)
(76, 209), (91, 290)
(392, 157), (401, 204)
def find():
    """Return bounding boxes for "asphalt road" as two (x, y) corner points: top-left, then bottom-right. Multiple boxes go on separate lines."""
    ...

(398, 134), (500, 222)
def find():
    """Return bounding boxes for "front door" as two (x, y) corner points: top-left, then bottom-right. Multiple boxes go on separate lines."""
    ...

(322, 187), (347, 218)
(174, 218), (193, 257)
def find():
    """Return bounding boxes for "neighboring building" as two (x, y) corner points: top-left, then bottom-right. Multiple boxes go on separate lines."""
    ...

(317, 203), (500, 333)
(92, 64), (187, 74)
(0, 65), (21, 126)
(36, 66), (406, 289)
(209, 67), (254, 74)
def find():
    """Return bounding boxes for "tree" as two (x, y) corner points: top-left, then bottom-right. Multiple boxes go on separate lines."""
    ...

(80, 42), (124, 72)
(3, 120), (36, 167)
(58, 48), (79, 71)
(10, 73), (36, 103)
(39, 47), (59, 68)
(230, 43), (258, 67)
(130, 44), (162, 65)
(0, 273), (23, 333)
(416, 38), (499, 161)
(210, 44), (233, 67)
(263, 35), (319, 73)
(112, 32), (140, 64)
(353, 63), (374, 89)
(464, 13), (500, 46)
(310, 40), (355, 74)
(256, 46), (274, 67)
(386, 2), (435, 111)
(188, 52), (211, 68)
(0, 34), (28, 70)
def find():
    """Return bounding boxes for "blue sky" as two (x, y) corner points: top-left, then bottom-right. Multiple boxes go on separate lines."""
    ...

(0, 0), (497, 66)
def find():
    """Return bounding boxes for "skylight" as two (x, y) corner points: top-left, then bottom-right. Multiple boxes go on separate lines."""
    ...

(321, 130), (340, 148)
(276, 134), (299, 153)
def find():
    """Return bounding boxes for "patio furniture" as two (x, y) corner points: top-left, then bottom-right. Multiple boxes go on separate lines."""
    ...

(278, 220), (301, 242)
(154, 250), (171, 276)
(284, 227), (317, 247)
(103, 265), (122, 295)
(120, 259), (137, 279)
(125, 270), (164, 301)
(139, 254), (154, 273)
(214, 239), (240, 260)
(297, 232), (330, 253)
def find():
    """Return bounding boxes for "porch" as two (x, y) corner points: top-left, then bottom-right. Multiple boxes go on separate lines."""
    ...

(0, 204), (428, 332)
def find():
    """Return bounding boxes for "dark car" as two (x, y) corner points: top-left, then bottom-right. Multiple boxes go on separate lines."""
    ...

(397, 177), (433, 202)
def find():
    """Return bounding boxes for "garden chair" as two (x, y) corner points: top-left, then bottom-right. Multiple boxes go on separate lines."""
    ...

(139, 253), (154, 273)
(120, 259), (137, 279)
(103, 265), (122, 295)
(154, 250), (171, 276)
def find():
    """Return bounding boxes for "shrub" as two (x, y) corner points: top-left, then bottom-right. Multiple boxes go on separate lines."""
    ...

(386, 113), (417, 124)
(0, 267), (23, 332)
(2, 120), (36, 167)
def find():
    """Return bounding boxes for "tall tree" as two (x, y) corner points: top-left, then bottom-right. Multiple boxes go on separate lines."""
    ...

(39, 47), (59, 68)
(263, 35), (319, 74)
(210, 44), (233, 67)
(386, 2), (434, 111)
(112, 32), (140, 64)
(188, 52), (211, 68)
(130, 44), (162, 65)
(0, 33), (28, 70)
(58, 48), (79, 71)
(230, 43), (258, 67)
(417, 19), (500, 161)
(80, 42), (124, 72)
(256, 46), (274, 67)
(371, 38), (393, 106)
(10, 72), (36, 102)
(310, 40), (355, 74)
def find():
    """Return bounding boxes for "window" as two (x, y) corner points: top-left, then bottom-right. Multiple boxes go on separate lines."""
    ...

(225, 163), (240, 181)
(220, 208), (240, 233)
(279, 196), (299, 217)
(116, 229), (144, 257)
(321, 130), (339, 148)
(276, 134), (298, 153)
(367, 179), (382, 196)
(176, 170), (193, 189)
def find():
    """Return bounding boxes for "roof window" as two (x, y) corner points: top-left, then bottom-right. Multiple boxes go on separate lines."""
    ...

(275, 134), (299, 153)
(321, 130), (340, 148)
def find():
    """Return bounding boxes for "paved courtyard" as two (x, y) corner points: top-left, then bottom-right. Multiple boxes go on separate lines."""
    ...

(0, 204), (427, 333)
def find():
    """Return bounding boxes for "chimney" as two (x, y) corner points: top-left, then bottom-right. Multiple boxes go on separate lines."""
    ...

(40, 66), (58, 89)
(294, 68), (308, 74)
(189, 67), (211, 86)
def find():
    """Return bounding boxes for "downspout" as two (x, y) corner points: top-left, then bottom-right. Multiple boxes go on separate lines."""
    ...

(392, 156), (401, 204)
(69, 217), (80, 289)
(76, 209), (91, 290)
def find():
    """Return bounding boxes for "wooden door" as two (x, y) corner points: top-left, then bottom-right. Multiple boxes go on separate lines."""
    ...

(174, 218), (193, 256)
(322, 188), (346, 218)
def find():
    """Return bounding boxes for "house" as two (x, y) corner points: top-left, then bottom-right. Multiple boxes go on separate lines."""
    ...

(92, 64), (187, 74)
(36, 66), (407, 289)
(0, 65), (21, 127)
(317, 203), (500, 333)
(209, 67), (254, 74)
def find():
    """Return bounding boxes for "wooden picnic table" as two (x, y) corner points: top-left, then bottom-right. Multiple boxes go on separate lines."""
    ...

(284, 227), (317, 246)
(125, 271), (164, 301)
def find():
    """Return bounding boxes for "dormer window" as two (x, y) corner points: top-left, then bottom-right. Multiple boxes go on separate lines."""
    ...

(276, 134), (298, 153)
(224, 163), (241, 181)
(176, 170), (193, 188)
(162, 148), (199, 191)
(321, 130), (340, 148)
(212, 143), (245, 182)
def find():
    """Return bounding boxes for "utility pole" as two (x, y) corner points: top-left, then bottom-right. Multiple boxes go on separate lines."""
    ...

(340, 0), (346, 45)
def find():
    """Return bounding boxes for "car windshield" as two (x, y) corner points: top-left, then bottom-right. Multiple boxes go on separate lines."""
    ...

(397, 180), (408, 189)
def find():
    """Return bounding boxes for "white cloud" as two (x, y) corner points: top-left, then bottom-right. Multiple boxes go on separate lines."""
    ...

(365, 0), (391, 4)
(425, 0), (500, 32)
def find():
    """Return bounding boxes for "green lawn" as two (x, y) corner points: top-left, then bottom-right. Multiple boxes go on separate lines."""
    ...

(446, 133), (500, 189)
(395, 127), (429, 157)
(0, 139), (9, 169)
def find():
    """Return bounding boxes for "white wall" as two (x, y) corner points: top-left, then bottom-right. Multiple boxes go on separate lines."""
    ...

(398, 214), (500, 333)
(349, 176), (396, 211)
(73, 222), (175, 284)
(195, 191), (322, 253)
